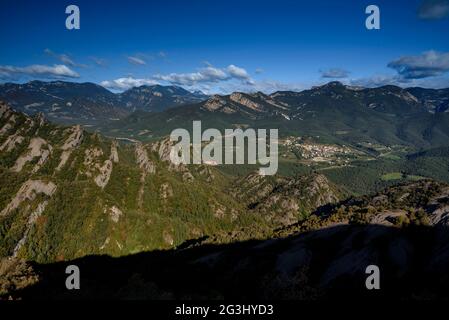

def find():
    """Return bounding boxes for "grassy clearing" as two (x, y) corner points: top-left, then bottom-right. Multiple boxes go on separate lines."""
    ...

(381, 172), (403, 181)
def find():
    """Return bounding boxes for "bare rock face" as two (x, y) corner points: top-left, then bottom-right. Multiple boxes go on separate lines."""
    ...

(0, 122), (13, 136)
(303, 174), (340, 207)
(160, 183), (173, 200)
(370, 210), (408, 226)
(163, 230), (174, 246)
(61, 125), (83, 150)
(198, 166), (215, 182)
(12, 201), (49, 257)
(182, 171), (194, 182)
(210, 201), (226, 219)
(92, 142), (120, 188)
(110, 141), (119, 163)
(136, 143), (155, 174)
(429, 205), (449, 226)
(12, 137), (52, 173)
(0, 180), (57, 217)
(0, 101), (11, 119)
(0, 110), (39, 153)
(136, 143), (155, 209)
(82, 147), (115, 188)
(56, 125), (83, 171)
(150, 138), (173, 163)
(105, 206), (123, 223)
(0, 133), (24, 152)
(221, 106), (237, 114)
(149, 138), (194, 181)
(94, 160), (113, 188)
(203, 95), (227, 111)
(0, 106), (15, 135)
(83, 148), (104, 176)
(35, 112), (46, 127)
(99, 237), (110, 250)
(251, 92), (289, 110)
(32, 113), (45, 136)
(24, 118), (35, 130)
(233, 173), (340, 226)
(201, 92), (289, 116)
(230, 93), (264, 112)
(231, 172), (278, 204)
(427, 187), (449, 226)
(56, 151), (71, 172)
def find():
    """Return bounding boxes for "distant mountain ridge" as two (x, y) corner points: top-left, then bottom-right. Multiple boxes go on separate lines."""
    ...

(1, 80), (449, 146)
(0, 81), (124, 125)
(0, 81), (209, 125)
(102, 81), (449, 149)
(117, 84), (207, 112)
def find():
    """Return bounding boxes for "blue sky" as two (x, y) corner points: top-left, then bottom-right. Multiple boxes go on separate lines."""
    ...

(0, 0), (448, 93)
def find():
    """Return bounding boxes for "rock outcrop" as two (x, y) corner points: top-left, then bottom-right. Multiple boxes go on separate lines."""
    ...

(56, 125), (83, 171)
(12, 201), (49, 257)
(136, 143), (155, 209)
(12, 137), (52, 173)
(0, 180), (57, 217)
(160, 183), (173, 202)
(0, 107), (15, 135)
(82, 145), (116, 188)
(0, 101), (11, 119)
(203, 95), (227, 112)
(110, 141), (119, 163)
(149, 138), (172, 163)
(105, 206), (123, 223)
(0, 133), (24, 152)
(136, 143), (155, 174)
(94, 160), (113, 188)
(232, 173), (340, 226)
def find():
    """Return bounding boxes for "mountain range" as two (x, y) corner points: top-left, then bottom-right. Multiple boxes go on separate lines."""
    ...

(1, 81), (448, 132)
(0, 81), (208, 125)
(101, 81), (449, 150)
(1, 80), (449, 299)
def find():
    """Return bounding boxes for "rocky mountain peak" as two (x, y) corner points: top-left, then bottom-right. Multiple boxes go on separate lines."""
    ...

(0, 101), (12, 119)
(229, 92), (265, 112)
(314, 81), (346, 89)
(203, 95), (227, 111)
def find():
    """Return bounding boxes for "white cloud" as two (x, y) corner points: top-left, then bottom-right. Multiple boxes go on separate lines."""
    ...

(0, 64), (79, 80)
(226, 64), (252, 81)
(154, 67), (225, 85)
(99, 64), (316, 94)
(320, 68), (350, 78)
(154, 64), (254, 86)
(44, 49), (86, 68)
(349, 75), (403, 87)
(213, 79), (306, 95)
(247, 80), (305, 93)
(350, 74), (449, 89)
(387, 50), (449, 79)
(418, 0), (449, 19)
(127, 56), (147, 65)
(100, 77), (159, 90)
(90, 56), (107, 67)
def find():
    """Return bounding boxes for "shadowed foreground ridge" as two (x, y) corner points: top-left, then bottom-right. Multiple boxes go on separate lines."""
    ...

(2, 153), (449, 300)
(5, 223), (449, 300)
